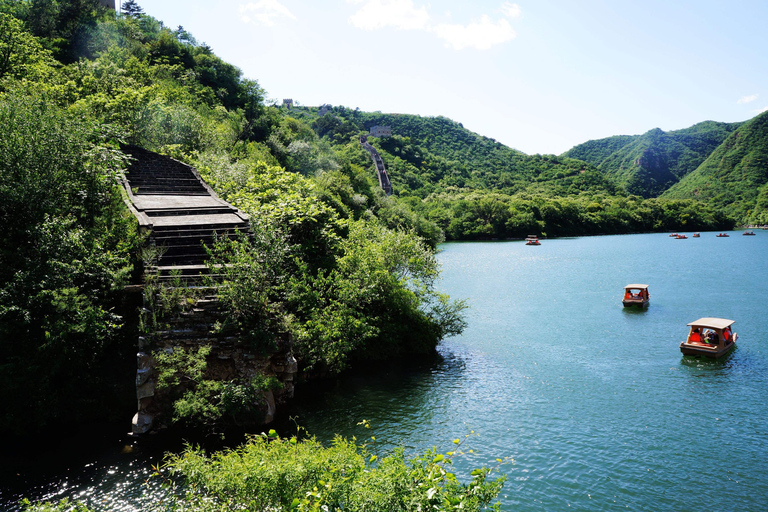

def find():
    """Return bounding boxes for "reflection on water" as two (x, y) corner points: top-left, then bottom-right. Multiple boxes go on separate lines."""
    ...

(0, 424), (171, 511)
(3, 232), (768, 511)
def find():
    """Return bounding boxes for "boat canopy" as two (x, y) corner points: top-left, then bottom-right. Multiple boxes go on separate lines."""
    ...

(687, 318), (735, 330)
(624, 284), (649, 290)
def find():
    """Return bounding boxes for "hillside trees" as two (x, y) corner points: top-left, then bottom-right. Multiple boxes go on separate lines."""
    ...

(0, 90), (139, 434)
(0, 12), (54, 82)
(194, 156), (466, 373)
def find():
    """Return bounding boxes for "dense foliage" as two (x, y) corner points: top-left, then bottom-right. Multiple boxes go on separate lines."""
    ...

(196, 159), (466, 373)
(159, 431), (506, 512)
(23, 431), (507, 511)
(0, 90), (139, 433)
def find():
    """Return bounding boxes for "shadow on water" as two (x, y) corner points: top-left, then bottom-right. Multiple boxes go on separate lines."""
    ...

(273, 350), (466, 446)
(0, 351), (465, 510)
(621, 305), (649, 315)
(0, 422), (179, 510)
(678, 345), (737, 372)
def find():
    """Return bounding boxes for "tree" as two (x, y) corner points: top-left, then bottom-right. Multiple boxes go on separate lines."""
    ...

(121, 0), (143, 17)
(0, 13), (52, 82)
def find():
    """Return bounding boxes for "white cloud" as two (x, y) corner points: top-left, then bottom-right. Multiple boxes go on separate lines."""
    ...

(347, 0), (430, 31)
(432, 15), (516, 50)
(500, 2), (522, 19)
(737, 94), (758, 104)
(239, 0), (296, 27)
(347, 1), (521, 50)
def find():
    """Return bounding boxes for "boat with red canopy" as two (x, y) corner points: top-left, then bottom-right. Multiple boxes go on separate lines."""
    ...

(622, 284), (649, 308)
(680, 318), (737, 358)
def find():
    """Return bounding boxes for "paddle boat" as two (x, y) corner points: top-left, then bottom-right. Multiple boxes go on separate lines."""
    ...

(669, 233), (679, 237)
(716, 233), (729, 237)
(525, 235), (541, 246)
(680, 318), (737, 358)
(622, 284), (649, 308)
(743, 230), (756, 236)
(675, 234), (688, 239)
(692, 232), (700, 238)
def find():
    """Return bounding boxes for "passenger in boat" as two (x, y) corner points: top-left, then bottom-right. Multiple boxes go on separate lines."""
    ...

(624, 290), (632, 300)
(704, 330), (717, 344)
(723, 327), (732, 342)
(689, 328), (702, 343)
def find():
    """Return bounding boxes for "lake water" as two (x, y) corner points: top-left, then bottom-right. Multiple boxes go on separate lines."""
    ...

(285, 231), (768, 511)
(3, 231), (767, 511)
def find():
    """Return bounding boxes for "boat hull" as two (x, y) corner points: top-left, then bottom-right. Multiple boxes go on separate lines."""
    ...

(622, 299), (649, 308)
(679, 340), (735, 358)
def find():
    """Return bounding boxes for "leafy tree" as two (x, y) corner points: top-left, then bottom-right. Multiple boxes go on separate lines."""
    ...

(0, 13), (53, 83)
(0, 91), (139, 434)
(121, 0), (143, 17)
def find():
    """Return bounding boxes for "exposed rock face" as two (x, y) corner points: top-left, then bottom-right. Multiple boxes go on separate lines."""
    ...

(130, 296), (298, 434)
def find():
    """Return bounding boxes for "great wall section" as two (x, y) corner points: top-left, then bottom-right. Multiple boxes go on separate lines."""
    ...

(359, 135), (393, 196)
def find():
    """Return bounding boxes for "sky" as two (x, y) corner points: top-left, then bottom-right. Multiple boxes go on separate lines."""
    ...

(129, 0), (768, 155)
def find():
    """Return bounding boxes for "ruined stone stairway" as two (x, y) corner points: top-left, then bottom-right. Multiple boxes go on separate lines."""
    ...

(121, 145), (250, 281)
(121, 146), (269, 434)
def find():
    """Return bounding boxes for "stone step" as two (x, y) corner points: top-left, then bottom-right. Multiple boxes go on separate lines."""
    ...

(151, 214), (248, 229)
(144, 206), (234, 217)
(135, 189), (209, 195)
(152, 233), (244, 245)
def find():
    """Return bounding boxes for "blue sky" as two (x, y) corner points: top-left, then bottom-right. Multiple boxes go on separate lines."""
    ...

(131, 0), (768, 155)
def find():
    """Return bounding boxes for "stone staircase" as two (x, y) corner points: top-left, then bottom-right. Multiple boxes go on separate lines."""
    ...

(121, 145), (250, 281)
(122, 146), (298, 436)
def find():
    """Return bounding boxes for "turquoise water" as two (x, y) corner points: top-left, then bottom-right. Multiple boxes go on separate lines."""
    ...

(3, 232), (767, 511)
(285, 231), (768, 511)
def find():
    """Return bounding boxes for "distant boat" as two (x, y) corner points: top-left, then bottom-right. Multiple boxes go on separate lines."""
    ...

(525, 235), (541, 246)
(716, 233), (729, 237)
(743, 231), (756, 236)
(680, 318), (737, 358)
(675, 234), (688, 239)
(692, 233), (700, 237)
(622, 284), (649, 308)
(669, 233), (678, 237)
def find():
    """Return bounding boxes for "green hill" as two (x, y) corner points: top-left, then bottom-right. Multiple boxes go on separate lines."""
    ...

(563, 121), (741, 198)
(662, 111), (768, 223)
(302, 107), (620, 198)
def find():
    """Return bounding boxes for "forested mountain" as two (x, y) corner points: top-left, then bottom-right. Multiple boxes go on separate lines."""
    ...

(291, 105), (735, 239)
(663, 111), (768, 224)
(300, 107), (612, 197)
(563, 121), (742, 198)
